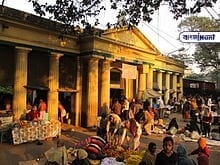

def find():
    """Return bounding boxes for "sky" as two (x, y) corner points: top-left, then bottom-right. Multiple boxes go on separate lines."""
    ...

(3, 0), (220, 73)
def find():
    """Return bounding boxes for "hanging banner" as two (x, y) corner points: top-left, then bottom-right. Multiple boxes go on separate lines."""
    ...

(122, 64), (137, 79)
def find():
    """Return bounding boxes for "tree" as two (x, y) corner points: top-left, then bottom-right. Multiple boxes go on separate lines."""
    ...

(178, 16), (220, 86)
(178, 16), (220, 71)
(12, 0), (217, 33)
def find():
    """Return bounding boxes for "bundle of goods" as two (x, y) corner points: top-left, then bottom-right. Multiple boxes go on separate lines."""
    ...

(103, 144), (141, 163)
(74, 135), (145, 164)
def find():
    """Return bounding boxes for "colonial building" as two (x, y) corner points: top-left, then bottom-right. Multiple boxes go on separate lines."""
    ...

(0, 7), (185, 127)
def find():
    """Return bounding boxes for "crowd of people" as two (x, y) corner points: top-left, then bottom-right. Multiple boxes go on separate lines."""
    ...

(94, 94), (220, 165)
(139, 136), (210, 165)
(25, 98), (69, 124)
(26, 98), (47, 121)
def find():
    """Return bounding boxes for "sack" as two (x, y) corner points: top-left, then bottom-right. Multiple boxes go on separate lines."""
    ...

(45, 112), (49, 121)
(86, 143), (102, 154)
(90, 136), (106, 149)
(169, 126), (177, 135)
(191, 131), (200, 139)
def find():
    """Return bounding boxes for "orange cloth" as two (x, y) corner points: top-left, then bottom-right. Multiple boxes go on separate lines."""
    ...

(198, 138), (207, 149)
(144, 110), (154, 122)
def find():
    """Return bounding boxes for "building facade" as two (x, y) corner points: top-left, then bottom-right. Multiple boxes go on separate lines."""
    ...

(0, 7), (185, 127)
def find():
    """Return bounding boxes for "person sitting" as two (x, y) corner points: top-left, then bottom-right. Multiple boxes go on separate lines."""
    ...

(71, 149), (91, 165)
(27, 105), (39, 121)
(167, 118), (179, 136)
(143, 107), (155, 135)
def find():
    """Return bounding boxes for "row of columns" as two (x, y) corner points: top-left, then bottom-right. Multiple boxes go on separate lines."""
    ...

(12, 47), (183, 127)
(12, 47), (106, 127)
(87, 60), (184, 127)
(138, 66), (183, 105)
(13, 46), (63, 121)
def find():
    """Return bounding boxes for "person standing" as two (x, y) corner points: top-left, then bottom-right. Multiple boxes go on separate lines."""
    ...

(157, 97), (165, 119)
(121, 97), (130, 121)
(202, 106), (213, 138)
(38, 99), (47, 120)
(155, 136), (178, 165)
(111, 99), (122, 116)
(140, 142), (157, 165)
(58, 102), (67, 123)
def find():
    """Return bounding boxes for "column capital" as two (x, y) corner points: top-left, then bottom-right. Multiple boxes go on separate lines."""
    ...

(50, 52), (64, 59)
(15, 46), (32, 53)
(166, 71), (172, 74)
(101, 59), (111, 64)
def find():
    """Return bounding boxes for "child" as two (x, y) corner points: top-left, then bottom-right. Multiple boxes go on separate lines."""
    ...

(155, 136), (177, 165)
(189, 137), (209, 165)
(177, 144), (196, 165)
(140, 142), (157, 165)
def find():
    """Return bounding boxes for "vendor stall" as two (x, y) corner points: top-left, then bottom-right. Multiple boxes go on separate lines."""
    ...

(12, 120), (61, 145)
(0, 111), (13, 143)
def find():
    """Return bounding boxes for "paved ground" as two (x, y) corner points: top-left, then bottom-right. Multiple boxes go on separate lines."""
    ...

(0, 112), (220, 165)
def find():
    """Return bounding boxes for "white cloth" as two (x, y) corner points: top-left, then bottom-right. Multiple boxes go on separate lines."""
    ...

(39, 110), (46, 120)
(61, 109), (66, 117)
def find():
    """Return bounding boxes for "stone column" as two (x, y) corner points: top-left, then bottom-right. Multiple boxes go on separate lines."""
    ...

(178, 75), (183, 100)
(75, 57), (82, 126)
(147, 66), (153, 106)
(138, 73), (146, 98)
(87, 58), (99, 127)
(147, 66), (153, 89)
(13, 47), (31, 120)
(100, 60), (110, 115)
(47, 52), (63, 120)
(173, 73), (177, 99)
(165, 72), (170, 105)
(157, 71), (162, 93)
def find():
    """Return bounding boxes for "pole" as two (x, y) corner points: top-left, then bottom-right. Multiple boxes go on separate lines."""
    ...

(218, 52), (220, 89)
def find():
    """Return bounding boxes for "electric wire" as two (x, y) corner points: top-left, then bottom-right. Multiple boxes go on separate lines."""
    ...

(141, 21), (179, 50)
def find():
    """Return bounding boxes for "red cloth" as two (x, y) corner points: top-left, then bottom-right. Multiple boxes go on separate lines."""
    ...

(197, 153), (209, 165)
(202, 113), (212, 124)
(191, 146), (210, 158)
(28, 110), (40, 121)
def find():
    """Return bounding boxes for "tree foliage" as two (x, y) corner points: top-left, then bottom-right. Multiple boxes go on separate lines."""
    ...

(178, 16), (220, 72)
(21, 0), (219, 32)
(178, 16), (220, 85)
(178, 16), (220, 31)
